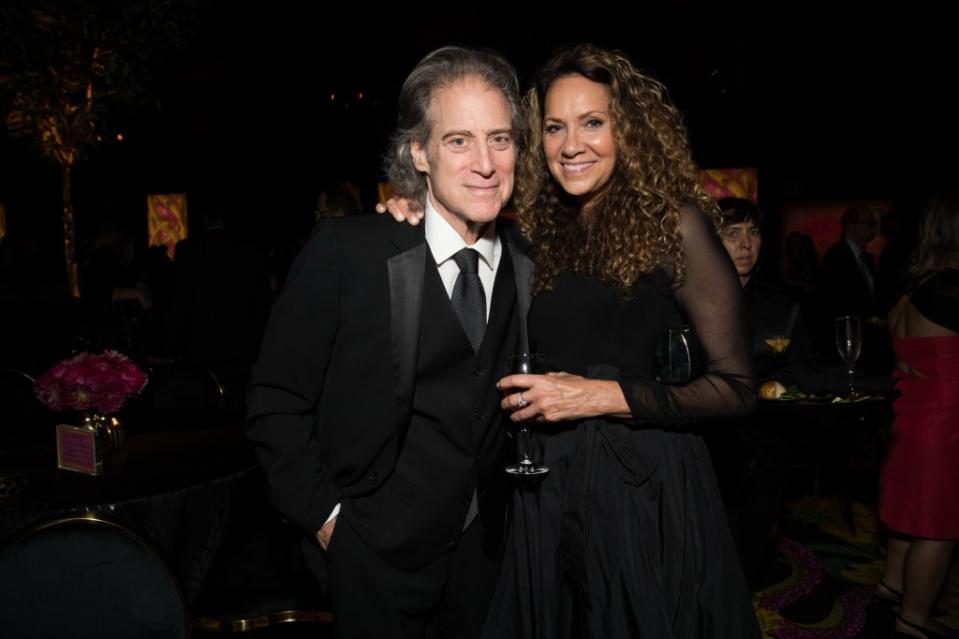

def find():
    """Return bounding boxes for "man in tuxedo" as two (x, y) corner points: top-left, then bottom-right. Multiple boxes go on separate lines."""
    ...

(246, 46), (532, 639)
(821, 206), (880, 316)
(819, 205), (891, 372)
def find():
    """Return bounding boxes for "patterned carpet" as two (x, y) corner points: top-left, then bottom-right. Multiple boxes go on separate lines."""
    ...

(755, 496), (959, 639)
(195, 496), (958, 638)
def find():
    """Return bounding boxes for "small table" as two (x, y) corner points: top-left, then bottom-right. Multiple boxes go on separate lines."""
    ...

(758, 393), (893, 534)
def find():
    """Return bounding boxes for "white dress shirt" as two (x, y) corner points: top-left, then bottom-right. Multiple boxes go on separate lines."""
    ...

(423, 197), (501, 319)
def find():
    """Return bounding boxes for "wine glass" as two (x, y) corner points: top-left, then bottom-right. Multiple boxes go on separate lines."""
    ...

(835, 315), (862, 398)
(503, 353), (549, 477)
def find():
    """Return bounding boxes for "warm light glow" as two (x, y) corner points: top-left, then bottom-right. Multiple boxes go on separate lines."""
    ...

(698, 168), (759, 203)
(329, 93), (335, 101)
(358, 92), (364, 100)
(147, 194), (188, 259)
(377, 182), (395, 206)
(116, 133), (124, 142)
(0, 202), (6, 241)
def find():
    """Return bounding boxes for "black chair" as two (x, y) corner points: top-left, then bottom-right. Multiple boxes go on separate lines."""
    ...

(0, 368), (49, 449)
(192, 569), (331, 632)
(135, 361), (226, 429)
(192, 481), (332, 632)
(0, 513), (190, 638)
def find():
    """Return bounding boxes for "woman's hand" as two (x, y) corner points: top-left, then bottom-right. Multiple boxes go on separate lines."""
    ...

(375, 197), (424, 225)
(498, 372), (631, 423)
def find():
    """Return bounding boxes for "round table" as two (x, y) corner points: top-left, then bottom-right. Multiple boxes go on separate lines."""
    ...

(757, 392), (893, 535)
(0, 425), (257, 605)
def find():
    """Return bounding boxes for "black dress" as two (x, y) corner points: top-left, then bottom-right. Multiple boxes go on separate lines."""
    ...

(484, 209), (761, 639)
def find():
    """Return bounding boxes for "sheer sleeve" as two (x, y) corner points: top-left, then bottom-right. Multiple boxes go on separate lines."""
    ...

(618, 205), (756, 426)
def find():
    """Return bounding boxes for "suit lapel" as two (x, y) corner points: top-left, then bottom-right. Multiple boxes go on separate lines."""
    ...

(387, 224), (426, 436)
(387, 221), (534, 439)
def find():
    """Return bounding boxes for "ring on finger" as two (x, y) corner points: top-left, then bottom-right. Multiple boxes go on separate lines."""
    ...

(516, 392), (530, 409)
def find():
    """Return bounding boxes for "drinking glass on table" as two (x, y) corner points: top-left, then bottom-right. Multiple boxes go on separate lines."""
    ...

(835, 315), (862, 398)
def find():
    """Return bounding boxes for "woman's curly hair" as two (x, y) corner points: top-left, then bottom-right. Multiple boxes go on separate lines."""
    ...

(516, 43), (717, 294)
(910, 189), (959, 277)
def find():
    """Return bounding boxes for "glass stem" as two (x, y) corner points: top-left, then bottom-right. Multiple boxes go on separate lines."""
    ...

(848, 367), (855, 397)
(519, 426), (532, 465)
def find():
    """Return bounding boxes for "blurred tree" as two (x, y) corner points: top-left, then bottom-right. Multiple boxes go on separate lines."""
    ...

(0, 0), (195, 297)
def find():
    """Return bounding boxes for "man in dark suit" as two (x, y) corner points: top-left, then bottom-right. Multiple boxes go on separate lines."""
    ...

(821, 206), (880, 319)
(246, 47), (532, 639)
(819, 205), (891, 372)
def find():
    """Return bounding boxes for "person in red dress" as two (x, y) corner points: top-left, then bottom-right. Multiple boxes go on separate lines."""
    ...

(878, 189), (959, 639)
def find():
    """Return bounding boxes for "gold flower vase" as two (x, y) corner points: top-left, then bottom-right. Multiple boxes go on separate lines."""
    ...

(82, 413), (125, 452)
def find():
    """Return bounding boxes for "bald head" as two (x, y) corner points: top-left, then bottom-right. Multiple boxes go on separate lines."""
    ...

(842, 206), (879, 248)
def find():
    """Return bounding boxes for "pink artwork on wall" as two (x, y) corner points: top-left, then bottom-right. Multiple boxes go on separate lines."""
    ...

(780, 200), (892, 263)
(148, 194), (188, 259)
(698, 168), (759, 203)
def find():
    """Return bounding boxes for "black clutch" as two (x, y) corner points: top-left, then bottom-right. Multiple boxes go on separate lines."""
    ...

(653, 325), (706, 385)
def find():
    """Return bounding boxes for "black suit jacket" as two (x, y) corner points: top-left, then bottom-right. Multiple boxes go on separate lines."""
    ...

(818, 238), (895, 373)
(820, 238), (877, 318)
(246, 215), (533, 540)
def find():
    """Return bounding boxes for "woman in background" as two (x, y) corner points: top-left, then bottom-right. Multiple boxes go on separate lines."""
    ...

(877, 190), (959, 639)
(711, 197), (813, 587)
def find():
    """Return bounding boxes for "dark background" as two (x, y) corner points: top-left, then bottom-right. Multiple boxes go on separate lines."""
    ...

(1, 2), (954, 255)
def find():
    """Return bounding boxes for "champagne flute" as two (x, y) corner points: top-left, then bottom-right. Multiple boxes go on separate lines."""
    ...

(835, 315), (862, 398)
(503, 353), (549, 477)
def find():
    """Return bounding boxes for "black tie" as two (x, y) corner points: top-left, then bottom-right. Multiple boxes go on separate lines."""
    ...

(451, 248), (485, 530)
(859, 250), (875, 295)
(451, 248), (486, 352)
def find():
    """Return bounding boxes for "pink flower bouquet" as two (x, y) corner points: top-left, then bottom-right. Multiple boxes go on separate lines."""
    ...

(35, 351), (148, 415)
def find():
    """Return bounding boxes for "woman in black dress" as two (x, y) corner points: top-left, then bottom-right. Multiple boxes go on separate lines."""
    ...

(489, 44), (760, 638)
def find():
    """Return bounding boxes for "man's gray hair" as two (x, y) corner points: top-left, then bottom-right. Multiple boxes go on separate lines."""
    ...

(384, 46), (524, 208)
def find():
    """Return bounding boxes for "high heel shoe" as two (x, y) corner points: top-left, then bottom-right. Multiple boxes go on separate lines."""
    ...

(875, 579), (903, 605)
(895, 614), (956, 639)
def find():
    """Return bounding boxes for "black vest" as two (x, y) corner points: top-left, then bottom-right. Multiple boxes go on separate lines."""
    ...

(347, 244), (519, 569)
